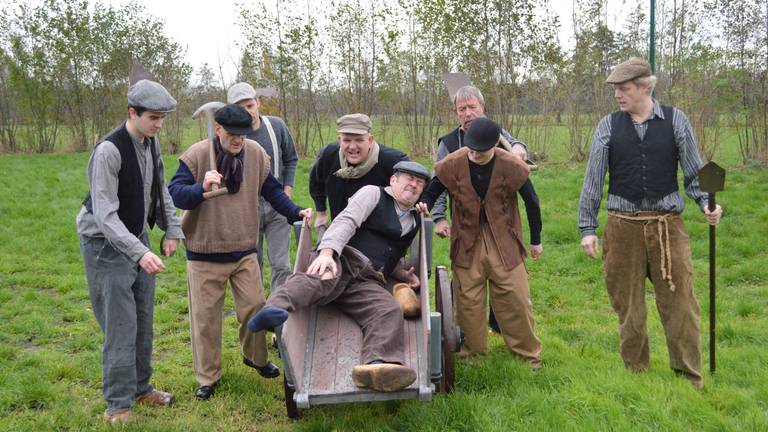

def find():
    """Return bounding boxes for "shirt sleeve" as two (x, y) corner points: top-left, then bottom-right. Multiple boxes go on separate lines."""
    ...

(501, 128), (528, 157)
(420, 176), (447, 211)
(578, 114), (612, 237)
(168, 160), (205, 210)
(317, 185), (381, 255)
(672, 108), (707, 210)
(309, 146), (330, 212)
(431, 141), (450, 222)
(518, 179), (542, 245)
(89, 142), (150, 262)
(262, 173), (303, 223)
(157, 154), (184, 240)
(278, 118), (298, 188)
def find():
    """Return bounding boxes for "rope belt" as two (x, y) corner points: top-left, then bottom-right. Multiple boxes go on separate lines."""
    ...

(609, 211), (676, 292)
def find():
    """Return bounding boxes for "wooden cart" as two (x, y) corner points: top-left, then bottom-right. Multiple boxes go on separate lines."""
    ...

(275, 220), (459, 418)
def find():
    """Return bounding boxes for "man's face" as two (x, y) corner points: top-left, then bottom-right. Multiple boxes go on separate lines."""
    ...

(468, 147), (495, 165)
(453, 96), (486, 130)
(215, 124), (246, 155)
(130, 109), (166, 138)
(339, 132), (374, 165)
(612, 81), (649, 114)
(237, 98), (261, 124)
(390, 172), (426, 207)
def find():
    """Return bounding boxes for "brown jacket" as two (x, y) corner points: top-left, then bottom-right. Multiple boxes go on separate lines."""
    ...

(435, 147), (529, 270)
(179, 139), (270, 253)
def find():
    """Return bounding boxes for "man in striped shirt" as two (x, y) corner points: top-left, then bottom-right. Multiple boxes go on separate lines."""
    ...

(578, 58), (722, 389)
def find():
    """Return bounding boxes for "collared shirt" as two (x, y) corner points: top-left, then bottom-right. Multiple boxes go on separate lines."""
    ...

(578, 102), (707, 237)
(318, 185), (416, 256)
(76, 132), (184, 262)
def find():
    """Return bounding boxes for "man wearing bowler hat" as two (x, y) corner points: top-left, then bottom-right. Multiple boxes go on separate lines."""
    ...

(578, 57), (723, 388)
(169, 104), (311, 400)
(420, 117), (544, 367)
(309, 113), (409, 228)
(77, 79), (183, 423)
(248, 161), (431, 392)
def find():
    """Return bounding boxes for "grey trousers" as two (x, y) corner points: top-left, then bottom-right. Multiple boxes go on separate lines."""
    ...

(80, 234), (155, 415)
(258, 198), (292, 291)
(266, 247), (405, 364)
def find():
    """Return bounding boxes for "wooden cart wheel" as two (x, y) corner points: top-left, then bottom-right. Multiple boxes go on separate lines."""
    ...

(435, 266), (456, 393)
(283, 376), (301, 419)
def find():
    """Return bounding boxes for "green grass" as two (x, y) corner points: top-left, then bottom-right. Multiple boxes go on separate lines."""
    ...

(0, 140), (766, 430)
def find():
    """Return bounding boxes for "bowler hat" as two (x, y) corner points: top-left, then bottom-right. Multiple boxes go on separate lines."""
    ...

(464, 117), (500, 151)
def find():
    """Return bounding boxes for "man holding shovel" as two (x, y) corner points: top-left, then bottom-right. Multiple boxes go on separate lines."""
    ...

(169, 104), (311, 400)
(578, 58), (723, 389)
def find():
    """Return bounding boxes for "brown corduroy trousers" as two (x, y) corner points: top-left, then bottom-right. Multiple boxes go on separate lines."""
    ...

(453, 223), (542, 363)
(603, 212), (702, 385)
(187, 253), (268, 386)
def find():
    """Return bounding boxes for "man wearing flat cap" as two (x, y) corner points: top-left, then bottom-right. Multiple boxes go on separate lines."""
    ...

(227, 82), (298, 293)
(77, 79), (183, 423)
(248, 161), (431, 392)
(169, 104), (312, 400)
(578, 57), (723, 388)
(309, 113), (409, 228)
(419, 117), (544, 367)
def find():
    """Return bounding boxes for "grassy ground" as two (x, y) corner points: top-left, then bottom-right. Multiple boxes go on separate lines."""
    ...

(0, 139), (766, 431)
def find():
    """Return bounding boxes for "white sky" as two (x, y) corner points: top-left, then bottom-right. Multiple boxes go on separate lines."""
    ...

(100, 0), (632, 85)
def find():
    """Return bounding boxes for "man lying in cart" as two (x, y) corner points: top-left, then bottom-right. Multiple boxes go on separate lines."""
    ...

(247, 161), (430, 392)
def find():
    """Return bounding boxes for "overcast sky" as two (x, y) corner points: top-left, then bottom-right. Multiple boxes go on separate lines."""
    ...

(100, 0), (631, 85)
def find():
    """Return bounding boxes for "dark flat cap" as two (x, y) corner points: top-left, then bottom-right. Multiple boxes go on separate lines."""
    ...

(127, 79), (177, 112)
(337, 113), (372, 135)
(606, 58), (652, 84)
(393, 161), (430, 181)
(464, 117), (500, 151)
(214, 104), (254, 135)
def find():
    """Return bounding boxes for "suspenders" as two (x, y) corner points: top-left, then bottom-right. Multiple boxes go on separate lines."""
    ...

(261, 116), (280, 179)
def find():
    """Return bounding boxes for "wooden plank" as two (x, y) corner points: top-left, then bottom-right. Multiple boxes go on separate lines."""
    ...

(308, 306), (341, 394)
(331, 311), (364, 393)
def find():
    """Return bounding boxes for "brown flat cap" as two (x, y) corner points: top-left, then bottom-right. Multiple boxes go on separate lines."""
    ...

(606, 58), (652, 84)
(337, 113), (372, 135)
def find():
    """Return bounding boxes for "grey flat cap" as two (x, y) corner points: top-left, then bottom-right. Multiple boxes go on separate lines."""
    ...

(227, 82), (257, 104)
(606, 58), (652, 84)
(337, 113), (372, 135)
(127, 79), (177, 112)
(393, 160), (430, 181)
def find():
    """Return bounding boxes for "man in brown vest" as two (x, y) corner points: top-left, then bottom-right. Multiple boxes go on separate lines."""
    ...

(169, 104), (311, 400)
(420, 117), (543, 366)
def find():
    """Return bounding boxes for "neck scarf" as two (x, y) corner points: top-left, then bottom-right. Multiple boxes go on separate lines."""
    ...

(334, 141), (380, 179)
(215, 137), (244, 194)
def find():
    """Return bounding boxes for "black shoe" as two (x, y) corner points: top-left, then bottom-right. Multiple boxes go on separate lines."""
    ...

(195, 382), (218, 400)
(243, 357), (280, 379)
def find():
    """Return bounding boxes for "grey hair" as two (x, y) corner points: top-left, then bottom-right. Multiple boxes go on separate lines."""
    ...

(453, 85), (485, 107)
(633, 75), (657, 93)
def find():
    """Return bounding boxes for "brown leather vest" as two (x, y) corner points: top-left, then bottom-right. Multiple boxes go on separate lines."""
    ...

(435, 147), (529, 270)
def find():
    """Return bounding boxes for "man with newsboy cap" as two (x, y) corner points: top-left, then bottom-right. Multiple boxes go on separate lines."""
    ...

(248, 161), (431, 392)
(578, 58), (723, 388)
(309, 113), (409, 228)
(77, 79), (183, 423)
(169, 104), (312, 400)
(419, 117), (544, 367)
(227, 82), (298, 292)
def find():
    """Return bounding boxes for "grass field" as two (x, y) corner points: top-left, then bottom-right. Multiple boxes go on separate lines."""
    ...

(0, 138), (766, 431)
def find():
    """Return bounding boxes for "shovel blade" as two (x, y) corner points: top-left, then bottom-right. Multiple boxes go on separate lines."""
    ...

(699, 161), (725, 193)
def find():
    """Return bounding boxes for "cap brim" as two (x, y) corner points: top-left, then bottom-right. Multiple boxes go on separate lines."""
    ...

(396, 169), (430, 181)
(338, 127), (370, 135)
(221, 125), (253, 135)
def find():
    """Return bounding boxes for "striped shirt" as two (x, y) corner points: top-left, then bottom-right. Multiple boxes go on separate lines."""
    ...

(578, 102), (707, 237)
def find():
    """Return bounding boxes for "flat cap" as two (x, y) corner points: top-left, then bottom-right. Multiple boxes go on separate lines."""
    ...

(464, 117), (500, 151)
(337, 113), (372, 135)
(393, 161), (430, 181)
(227, 82), (257, 104)
(606, 57), (652, 84)
(214, 104), (254, 135)
(127, 79), (177, 112)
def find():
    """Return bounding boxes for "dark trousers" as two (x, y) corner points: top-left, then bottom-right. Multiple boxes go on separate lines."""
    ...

(266, 247), (405, 364)
(80, 234), (155, 414)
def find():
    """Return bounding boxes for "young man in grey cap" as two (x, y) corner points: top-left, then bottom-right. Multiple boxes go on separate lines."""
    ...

(309, 113), (409, 228)
(578, 57), (723, 388)
(169, 104), (312, 400)
(248, 161), (431, 392)
(227, 82), (298, 292)
(76, 79), (183, 423)
(420, 117), (543, 367)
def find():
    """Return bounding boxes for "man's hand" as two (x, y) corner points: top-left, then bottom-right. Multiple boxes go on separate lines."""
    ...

(581, 235), (599, 259)
(163, 238), (179, 257)
(394, 266), (421, 289)
(203, 170), (223, 192)
(510, 143), (528, 161)
(530, 244), (543, 261)
(415, 202), (430, 216)
(139, 251), (166, 274)
(704, 204), (723, 225)
(307, 249), (337, 279)
(434, 219), (450, 238)
(298, 208), (313, 225)
(284, 185), (293, 198)
(314, 211), (328, 229)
